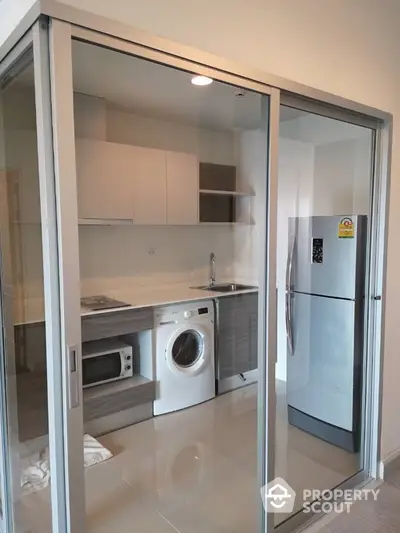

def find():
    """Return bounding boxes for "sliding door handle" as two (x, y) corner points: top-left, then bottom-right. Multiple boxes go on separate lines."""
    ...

(67, 345), (80, 409)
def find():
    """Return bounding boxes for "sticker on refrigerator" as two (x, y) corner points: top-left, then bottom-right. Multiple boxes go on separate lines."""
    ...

(338, 217), (355, 239)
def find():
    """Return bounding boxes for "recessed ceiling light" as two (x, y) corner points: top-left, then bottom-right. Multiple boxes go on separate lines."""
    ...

(191, 75), (213, 86)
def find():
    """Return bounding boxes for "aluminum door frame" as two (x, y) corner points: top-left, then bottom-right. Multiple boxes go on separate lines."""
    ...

(363, 124), (391, 479)
(48, 19), (86, 533)
(33, 20), (82, 533)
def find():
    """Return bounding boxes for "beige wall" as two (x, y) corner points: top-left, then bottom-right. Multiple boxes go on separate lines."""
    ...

(1, 0), (399, 459)
(0, 0), (35, 46)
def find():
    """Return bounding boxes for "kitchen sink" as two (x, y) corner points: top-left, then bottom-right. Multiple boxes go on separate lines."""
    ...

(191, 283), (257, 293)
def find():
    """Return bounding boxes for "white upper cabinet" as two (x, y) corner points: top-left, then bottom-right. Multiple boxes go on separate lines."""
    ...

(75, 140), (200, 225)
(131, 146), (167, 225)
(76, 139), (135, 221)
(166, 151), (199, 225)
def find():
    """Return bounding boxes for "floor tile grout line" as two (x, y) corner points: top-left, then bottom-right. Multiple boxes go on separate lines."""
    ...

(155, 509), (182, 533)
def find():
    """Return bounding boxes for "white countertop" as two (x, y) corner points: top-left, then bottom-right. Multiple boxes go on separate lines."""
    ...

(14, 282), (258, 325)
(81, 282), (258, 316)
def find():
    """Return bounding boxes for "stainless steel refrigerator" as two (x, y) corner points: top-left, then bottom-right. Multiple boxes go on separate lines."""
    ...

(286, 215), (367, 452)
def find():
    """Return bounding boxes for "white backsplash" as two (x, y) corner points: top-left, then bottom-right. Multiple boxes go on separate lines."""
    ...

(79, 225), (241, 296)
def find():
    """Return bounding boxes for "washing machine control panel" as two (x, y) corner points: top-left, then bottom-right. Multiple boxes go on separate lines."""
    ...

(156, 301), (214, 325)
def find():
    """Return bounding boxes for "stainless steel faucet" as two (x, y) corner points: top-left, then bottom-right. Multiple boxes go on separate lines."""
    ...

(209, 252), (216, 287)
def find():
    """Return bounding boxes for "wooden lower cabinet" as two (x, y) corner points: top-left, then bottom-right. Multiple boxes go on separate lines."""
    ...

(216, 292), (258, 380)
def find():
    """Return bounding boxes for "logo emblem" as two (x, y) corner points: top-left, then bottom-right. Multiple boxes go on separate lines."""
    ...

(260, 477), (296, 514)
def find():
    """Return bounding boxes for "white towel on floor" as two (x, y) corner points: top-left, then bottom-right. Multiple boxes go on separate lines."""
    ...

(82, 434), (113, 468)
(21, 434), (113, 494)
(20, 451), (50, 494)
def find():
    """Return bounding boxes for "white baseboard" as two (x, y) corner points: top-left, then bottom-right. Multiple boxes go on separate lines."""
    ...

(379, 447), (400, 479)
(217, 369), (258, 394)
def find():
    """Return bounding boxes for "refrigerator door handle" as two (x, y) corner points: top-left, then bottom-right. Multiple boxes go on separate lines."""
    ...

(286, 221), (297, 291)
(286, 237), (294, 291)
(285, 224), (296, 356)
(285, 291), (294, 356)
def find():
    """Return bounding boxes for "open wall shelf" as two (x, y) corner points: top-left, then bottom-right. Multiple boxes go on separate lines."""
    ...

(199, 163), (254, 224)
(199, 189), (254, 197)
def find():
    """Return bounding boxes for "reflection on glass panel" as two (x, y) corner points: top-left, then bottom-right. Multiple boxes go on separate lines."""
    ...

(275, 106), (374, 524)
(72, 40), (269, 532)
(0, 50), (53, 531)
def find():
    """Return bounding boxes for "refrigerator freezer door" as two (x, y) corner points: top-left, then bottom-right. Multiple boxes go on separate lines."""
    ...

(289, 215), (364, 300)
(287, 292), (356, 432)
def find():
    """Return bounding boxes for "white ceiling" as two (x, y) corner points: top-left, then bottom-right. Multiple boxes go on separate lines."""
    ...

(280, 112), (371, 144)
(71, 41), (265, 131)
(14, 45), (315, 131)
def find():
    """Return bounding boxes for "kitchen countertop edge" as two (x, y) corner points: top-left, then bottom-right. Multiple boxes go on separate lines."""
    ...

(15, 286), (259, 326)
(80, 287), (259, 318)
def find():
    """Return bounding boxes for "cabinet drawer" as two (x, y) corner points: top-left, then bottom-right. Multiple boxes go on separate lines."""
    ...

(81, 307), (154, 342)
(83, 377), (155, 422)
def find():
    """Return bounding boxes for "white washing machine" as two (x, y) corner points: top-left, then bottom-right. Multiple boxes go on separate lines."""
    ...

(153, 300), (215, 416)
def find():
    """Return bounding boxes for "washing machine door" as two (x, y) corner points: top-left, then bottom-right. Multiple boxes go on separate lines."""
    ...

(166, 326), (210, 376)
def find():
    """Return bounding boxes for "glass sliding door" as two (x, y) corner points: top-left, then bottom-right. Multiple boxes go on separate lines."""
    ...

(59, 23), (276, 533)
(0, 22), (79, 533)
(274, 104), (376, 527)
(0, 42), (56, 533)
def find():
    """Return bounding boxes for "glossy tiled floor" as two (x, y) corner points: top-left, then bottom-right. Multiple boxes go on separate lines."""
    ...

(274, 380), (359, 520)
(305, 476), (400, 533)
(20, 383), (360, 533)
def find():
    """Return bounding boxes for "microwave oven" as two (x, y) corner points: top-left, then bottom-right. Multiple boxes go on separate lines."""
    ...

(82, 339), (133, 388)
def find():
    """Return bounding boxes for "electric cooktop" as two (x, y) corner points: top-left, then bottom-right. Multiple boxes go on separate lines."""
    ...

(80, 295), (131, 311)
